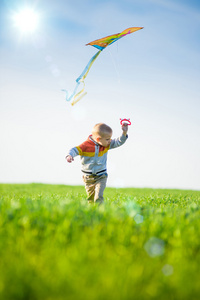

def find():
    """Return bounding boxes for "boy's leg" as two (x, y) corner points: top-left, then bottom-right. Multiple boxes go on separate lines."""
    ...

(82, 175), (95, 203)
(94, 174), (107, 204)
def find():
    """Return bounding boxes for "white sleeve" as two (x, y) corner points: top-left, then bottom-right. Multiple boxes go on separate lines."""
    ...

(109, 134), (128, 149)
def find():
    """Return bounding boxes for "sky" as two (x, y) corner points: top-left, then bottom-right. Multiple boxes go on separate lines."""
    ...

(0, 0), (200, 190)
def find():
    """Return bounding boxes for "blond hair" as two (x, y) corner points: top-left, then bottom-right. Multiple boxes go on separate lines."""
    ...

(92, 123), (112, 137)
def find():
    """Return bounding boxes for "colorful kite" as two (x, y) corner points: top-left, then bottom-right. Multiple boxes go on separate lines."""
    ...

(63, 27), (143, 105)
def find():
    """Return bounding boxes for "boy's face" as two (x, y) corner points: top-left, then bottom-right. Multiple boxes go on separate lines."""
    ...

(97, 133), (112, 147)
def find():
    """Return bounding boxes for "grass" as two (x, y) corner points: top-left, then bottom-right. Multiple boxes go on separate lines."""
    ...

(0, 183), (200, 300)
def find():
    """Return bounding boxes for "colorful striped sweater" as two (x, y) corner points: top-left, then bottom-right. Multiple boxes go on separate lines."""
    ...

(67, 134), (128, 175)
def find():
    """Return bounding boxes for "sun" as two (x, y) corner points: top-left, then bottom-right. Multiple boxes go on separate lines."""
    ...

(13, 8), (39, 34)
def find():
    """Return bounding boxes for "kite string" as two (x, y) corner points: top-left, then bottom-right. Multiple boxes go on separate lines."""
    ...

(108, 45), (124, 105)
(108, 47), (121, 84)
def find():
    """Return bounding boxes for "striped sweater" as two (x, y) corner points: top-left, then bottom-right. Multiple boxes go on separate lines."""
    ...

(67, 134), (128, 175)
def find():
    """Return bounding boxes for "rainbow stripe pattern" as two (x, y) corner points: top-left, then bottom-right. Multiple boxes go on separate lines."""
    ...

(63, 27), (143, 105)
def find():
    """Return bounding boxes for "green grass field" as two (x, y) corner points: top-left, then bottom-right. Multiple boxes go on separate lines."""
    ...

(0, 183), (200, 300)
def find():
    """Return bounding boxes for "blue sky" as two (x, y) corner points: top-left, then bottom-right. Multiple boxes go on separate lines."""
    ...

(0, 0), (200, 190)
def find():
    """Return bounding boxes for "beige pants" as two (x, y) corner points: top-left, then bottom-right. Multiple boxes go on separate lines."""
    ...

(82, 174), (107, 204)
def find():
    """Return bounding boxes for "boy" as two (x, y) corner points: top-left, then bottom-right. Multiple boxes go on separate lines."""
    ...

(66, 122), (128, 204)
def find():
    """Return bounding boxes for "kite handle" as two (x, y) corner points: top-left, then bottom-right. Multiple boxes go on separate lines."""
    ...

(120, 118), (131, 125)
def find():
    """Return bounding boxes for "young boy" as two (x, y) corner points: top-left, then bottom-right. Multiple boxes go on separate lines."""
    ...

(66, 122), (128, 204)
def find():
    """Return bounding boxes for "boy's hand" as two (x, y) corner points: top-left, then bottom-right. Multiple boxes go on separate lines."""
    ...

(122, 123), (128, 136)
(66, 155), (74, 163)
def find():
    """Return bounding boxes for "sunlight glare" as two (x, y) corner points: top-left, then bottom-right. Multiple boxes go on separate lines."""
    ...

(13, 8), (39, 34)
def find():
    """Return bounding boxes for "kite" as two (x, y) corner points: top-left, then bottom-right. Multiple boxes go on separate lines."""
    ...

(63, 27), (143, 106)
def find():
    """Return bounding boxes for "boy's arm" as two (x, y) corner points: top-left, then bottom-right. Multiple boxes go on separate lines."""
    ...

(109, 134), (128, 149)
(109, 123), (129, 149)
(65, 147), (80, 163)
(122, 123), (128, 136)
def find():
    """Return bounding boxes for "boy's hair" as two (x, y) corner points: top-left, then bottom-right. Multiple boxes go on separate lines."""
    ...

(92, 123), (112, 137)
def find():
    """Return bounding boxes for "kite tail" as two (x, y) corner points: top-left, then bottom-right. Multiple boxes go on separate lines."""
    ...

(71, 80), (87, 106)
(62, 50), (101, 105)
(76, 50), (101, 82)
(62, 81), (80, 103)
